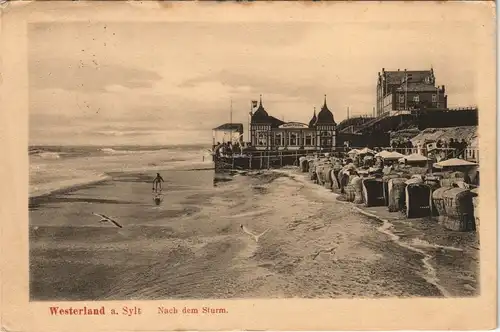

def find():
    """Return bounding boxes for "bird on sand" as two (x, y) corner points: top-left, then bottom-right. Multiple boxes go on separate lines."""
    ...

(92, 213), (123, 228)
(240, 224), (270, 243)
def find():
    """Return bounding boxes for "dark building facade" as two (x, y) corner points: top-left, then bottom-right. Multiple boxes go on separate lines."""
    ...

(376, 68), (448, 117)
(250, 96), (337, 151)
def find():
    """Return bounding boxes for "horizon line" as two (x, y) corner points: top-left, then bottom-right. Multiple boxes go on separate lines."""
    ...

(28, 143), (210, 147)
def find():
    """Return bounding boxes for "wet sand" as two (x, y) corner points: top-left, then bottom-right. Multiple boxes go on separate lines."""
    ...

(29, 167), (478, 300)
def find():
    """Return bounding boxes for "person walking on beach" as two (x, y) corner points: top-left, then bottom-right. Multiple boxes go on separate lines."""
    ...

(152, 173), (164, 193)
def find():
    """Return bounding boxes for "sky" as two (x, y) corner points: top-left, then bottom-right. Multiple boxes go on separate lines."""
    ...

(28, 8), (481, 146)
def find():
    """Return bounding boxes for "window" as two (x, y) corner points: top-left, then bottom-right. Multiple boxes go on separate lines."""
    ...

(274, 133), (282, 146)
(319, 132), (331, 147)
(258, 133), (266, 146)
(305, 134), (312, 146)
(399, 94), (405, 103)
(432, 94), (437, 102)
(290, 133), (297, 146)
(413, 95), (420, 102)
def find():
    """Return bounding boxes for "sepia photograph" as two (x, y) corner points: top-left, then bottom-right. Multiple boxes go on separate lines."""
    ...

(28, 4), (483, 302)
(1, 1), (496, 331)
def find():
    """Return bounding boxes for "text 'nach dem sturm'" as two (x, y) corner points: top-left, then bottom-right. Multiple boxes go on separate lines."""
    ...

(49, 306), (229, 316)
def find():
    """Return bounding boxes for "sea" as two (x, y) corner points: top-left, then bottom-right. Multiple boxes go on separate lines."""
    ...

(29, 145), (212, 198)
(28, 145), (478, 300)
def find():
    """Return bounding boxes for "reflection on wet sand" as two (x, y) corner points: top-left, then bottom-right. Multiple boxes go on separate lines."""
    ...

(29, 167), (477, 300)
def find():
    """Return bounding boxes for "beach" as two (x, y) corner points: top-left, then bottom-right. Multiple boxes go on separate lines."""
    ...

(29, 147), (478, 300)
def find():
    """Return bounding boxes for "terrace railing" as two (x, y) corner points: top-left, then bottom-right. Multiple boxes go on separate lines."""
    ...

(213, 146), (479, 171)
(348, 113), (390, 133)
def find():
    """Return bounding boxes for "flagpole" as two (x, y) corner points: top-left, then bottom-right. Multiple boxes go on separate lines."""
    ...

(248, 101), (252, 143)
(230, 98), (233, 124)
(436, 85), (440, 108)
(405, 73), (408, 111)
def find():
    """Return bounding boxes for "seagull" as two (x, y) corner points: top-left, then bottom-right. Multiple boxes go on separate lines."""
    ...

(92, 213), (123, 228)
(240, 224), (270, 243)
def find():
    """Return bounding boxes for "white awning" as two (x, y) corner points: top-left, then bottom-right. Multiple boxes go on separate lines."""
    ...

(399, 153), (430, 163)
(433, 158), (478, 168)
(357, 147), (375, 155)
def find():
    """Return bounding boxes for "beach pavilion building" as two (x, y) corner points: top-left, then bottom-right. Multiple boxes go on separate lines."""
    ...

(212, 123), (244, 147)
(249, 96), (337, 151)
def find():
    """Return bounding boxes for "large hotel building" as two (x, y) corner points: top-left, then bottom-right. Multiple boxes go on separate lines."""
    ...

(375, 68), (448, 117)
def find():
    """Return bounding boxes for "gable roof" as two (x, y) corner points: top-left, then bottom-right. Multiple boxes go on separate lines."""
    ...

(268, 116), (286, 128)
(384, 69), (434, 85)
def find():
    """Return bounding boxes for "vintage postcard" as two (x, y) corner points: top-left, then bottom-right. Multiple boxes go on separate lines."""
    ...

(0, 1), (497, 331)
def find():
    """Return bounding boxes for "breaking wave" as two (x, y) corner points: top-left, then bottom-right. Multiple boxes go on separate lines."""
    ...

(30, 151), (62, 159)
(30, 173), (111, 198)
(29, 145), (211, 198)
(99, 148), (159, 155)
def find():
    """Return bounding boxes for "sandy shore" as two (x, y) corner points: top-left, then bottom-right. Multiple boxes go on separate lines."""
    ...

(29, 166), (478, 300)
(277, 169), (479, 297)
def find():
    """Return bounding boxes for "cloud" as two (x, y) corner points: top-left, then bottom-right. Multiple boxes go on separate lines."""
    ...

(28, 87), (237, 138)
(30, 128), (210, 146)
(95, 130), (174, 137)
(177, 69), (375, 119)
(29, 57), (162, 92)
(180, 70), (316, 102)
(28, 18), (479, 145)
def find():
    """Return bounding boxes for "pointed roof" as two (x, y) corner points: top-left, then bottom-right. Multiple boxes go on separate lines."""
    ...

(251, 95), (270, 123)
(315, 95), (336, 125)
(308, 107), (317, 128)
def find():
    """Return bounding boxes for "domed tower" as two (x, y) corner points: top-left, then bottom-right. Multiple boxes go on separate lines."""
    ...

(314, 95), (337, 151)
(308, 107), (317, 128)
(250, 95), (271, 149)
(251, 95), (269, 123)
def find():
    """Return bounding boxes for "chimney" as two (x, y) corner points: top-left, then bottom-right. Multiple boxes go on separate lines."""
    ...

(398, 68), (400, 71)
(382, 68), (385, 72)
(442, 85), (446, 93)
